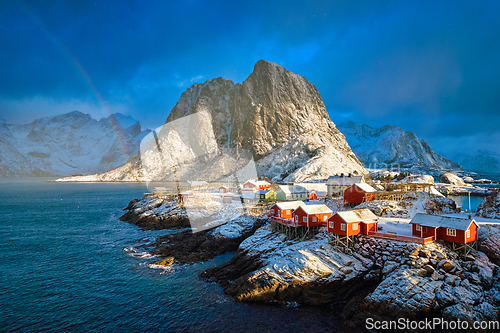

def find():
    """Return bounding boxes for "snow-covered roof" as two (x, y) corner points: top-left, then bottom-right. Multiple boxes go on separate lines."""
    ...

(353, 183), (376, 193)
(276, 184), (307, 194)
(273, 201), (304, 211)
(245, 180), (270, 186)
(297, 204), (333, 215)
(410, 213), (479, 231)
(294, 183), (327, 192)
(336, 209), (378, 223)
(327, 175), (363, 186)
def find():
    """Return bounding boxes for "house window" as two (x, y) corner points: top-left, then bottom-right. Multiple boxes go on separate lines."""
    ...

(323, 215), (328, 221)
(329, 222), (333, 228)
(303, 216), (307, 223)
(295, 215), (298, 222)
(447, 228), (456, 237)
(416, 225), (421, 231)
(341, 223), (346, 231)
(466, 229), (471, 238)
(312, 216), (317, 222)
(353, 223), (358, 231)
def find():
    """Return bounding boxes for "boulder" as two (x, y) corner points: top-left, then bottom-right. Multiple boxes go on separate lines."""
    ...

(439, 172), (466, 186)
(439, 260), (455, 272)
(153, 256), (175, 266)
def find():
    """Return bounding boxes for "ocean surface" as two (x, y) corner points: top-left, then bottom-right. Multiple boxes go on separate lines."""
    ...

(0, 178), (362, 333)
(447, 195), (485, 213)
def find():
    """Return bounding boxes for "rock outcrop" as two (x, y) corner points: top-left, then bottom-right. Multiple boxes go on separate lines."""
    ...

(439, 172), (466, 186)
(479, 224), (500, 266)
(477, 192), (500, 219)
(201, 228), (500, 329)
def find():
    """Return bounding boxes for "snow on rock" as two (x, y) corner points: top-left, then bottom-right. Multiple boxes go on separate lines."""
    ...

(356, 244), (500, 325)
(439, 172), (466, 186)
(211, 225), (375, 304)
(479, 224), (500, 266)
(477, 192), (500, 219)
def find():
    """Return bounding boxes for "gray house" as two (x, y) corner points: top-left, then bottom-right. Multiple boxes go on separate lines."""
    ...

(326, 174), (364, 197)
(275, 184), (308, 201)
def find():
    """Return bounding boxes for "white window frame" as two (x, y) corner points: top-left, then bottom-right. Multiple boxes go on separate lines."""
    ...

(416, 225), (421, 231)
(323, 215), (328, 221)
(341, 223), (346, 231)
(466, 229), (470, 238)
(353, 223), (358, 231)
(447, 228), (456, 237)
(329, 221), (333, 228)
(303, 216), (307, 223)
(312, 216), (317, 222)
(295, 215), (298, 222)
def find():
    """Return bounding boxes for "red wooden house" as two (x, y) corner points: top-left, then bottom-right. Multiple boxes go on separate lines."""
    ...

(327, 209), (378, 236)
(219, 185), (236, 193)
(410, 213), (479, 244)
(293, 204), (333, 227)
(178, 191), (194, 201)
(268, 201), (304, 226)
(308, 190), (327, 200)
(343, 183), (376, 206)
(243, 180), (271, 192)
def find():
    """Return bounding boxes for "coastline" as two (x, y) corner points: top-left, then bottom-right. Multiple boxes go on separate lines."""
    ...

(120, 192), (500, 330)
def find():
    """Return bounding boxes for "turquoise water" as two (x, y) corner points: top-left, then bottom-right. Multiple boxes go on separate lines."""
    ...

(447, 195), (485, 213)
(0, 178), (359, 332)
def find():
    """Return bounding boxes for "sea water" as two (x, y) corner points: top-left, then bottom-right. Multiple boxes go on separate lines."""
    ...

(0, 178), (362, 333)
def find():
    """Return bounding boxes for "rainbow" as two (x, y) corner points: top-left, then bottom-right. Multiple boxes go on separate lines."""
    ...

(16, 1), (131, 165)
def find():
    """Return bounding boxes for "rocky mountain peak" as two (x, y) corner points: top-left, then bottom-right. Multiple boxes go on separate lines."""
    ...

(82, 60), (364, 182)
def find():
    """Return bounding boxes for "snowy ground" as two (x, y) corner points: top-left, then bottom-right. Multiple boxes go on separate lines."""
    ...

(377, 217), (413, 236)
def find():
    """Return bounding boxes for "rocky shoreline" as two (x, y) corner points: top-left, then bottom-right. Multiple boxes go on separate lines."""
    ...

(121, 194), (500, 331)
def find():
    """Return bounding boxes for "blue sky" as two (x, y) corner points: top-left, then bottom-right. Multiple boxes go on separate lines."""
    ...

(0, 0), (499, 156)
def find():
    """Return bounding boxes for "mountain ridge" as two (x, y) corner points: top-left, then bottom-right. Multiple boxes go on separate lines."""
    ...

(61, 60), (365, 182)
(0, 111), (150, 177)
(337, 120), (462, 171)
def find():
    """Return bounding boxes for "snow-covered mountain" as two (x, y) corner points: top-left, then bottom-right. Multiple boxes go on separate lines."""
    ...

(448, 150), (500, 174)
(65, 60), (364, 182)
(337, 121), (461, 171)
(0, 111), (150, 177)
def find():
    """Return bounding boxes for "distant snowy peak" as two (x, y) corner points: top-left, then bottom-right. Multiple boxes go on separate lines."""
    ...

(337, 121), (461, 171)
(450, 149), (500, 174)
(77, 60), (365, 182)
(0, 111), (150, 177)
